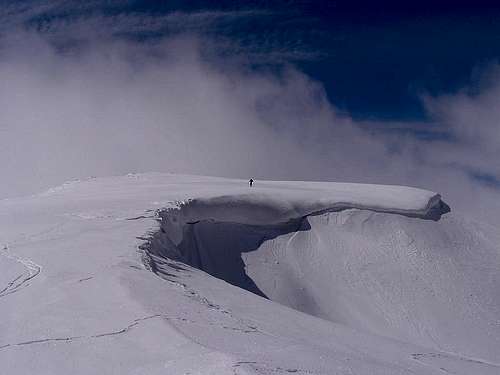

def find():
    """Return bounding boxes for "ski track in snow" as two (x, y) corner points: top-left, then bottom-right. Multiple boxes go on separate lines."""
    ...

(0, 314), (184, 351)
(411, 352), (500, 369)
(0, 244), (42, 298)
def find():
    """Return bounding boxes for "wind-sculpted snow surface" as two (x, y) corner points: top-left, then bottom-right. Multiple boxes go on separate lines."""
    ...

(1, 173), (499, 374)
(162, 182), (449, 227)
(146, 189), (500, 365)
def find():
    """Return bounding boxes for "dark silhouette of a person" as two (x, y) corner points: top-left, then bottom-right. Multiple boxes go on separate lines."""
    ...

(249, 178), (254, 187)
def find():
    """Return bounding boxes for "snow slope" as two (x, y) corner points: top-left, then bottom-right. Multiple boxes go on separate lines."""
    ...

(0, 173), (499, 374)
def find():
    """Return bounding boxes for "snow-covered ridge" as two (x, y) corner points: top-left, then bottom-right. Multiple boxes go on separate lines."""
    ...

(144, 179), (500, 366)
(147, 183), (450, 297)
(162, 183), (450, 230)
(146, 182), (450, 318)
(2, 173), (500, 374)
(149, 184), (450, 266)
(34, 173), (449, 223)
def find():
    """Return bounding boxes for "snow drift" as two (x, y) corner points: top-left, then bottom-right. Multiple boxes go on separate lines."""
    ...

(146, 182), (496, 362)
(2, 173), (499, 374)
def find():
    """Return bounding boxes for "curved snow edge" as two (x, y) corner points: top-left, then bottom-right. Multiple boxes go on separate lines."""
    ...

(157, 190), (450, 246)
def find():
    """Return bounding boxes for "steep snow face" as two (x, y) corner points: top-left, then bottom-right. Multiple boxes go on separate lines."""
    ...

(241, 212), (500, 360)
(1, 173), (499, 375)
(146, 185), (500, 364)
(146, 187), (449, 309)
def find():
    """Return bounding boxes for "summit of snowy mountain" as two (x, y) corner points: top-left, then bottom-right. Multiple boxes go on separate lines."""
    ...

(1, 173), (499, 374)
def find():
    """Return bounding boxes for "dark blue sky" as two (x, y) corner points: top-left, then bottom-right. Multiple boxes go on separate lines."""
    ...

(12, 0), (500, 121)
(81, 1), (500, 121)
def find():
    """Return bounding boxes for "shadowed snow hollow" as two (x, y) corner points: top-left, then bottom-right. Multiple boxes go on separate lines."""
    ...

(145, 184), (500, 362)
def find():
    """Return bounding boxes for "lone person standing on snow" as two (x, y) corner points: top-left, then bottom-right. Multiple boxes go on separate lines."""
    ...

(249, 178), (254, 187)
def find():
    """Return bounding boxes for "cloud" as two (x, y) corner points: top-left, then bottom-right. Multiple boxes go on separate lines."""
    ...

(0, 5), (499, 224)
(0, 32), (333, 195)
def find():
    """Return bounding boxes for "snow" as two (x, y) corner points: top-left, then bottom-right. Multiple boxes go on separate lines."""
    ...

(0, 173), (499, 374)
(162, 179), (448, 226)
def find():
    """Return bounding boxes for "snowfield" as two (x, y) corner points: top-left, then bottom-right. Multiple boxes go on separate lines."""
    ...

(0, 173), (499, 374)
